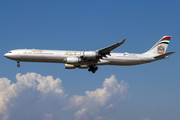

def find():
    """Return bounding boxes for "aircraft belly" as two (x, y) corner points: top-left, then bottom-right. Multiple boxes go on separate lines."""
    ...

(102, 57), (153, 66)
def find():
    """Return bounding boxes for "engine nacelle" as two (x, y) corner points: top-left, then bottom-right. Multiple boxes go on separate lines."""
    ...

(66, 57), (82, 64)
(84, 51), (98, 59)
(78, 65), (89, 69)
(65, 64), (76, 69)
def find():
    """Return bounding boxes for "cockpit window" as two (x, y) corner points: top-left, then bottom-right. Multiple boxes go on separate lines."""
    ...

(8, 51), (12, 53)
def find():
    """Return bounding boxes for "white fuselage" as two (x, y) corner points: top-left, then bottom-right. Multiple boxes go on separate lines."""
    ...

(4, 49), (156, 66)
(4, 36), (174, 73)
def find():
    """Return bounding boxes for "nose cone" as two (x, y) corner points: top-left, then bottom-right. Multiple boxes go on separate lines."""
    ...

(4, 53), (11, 58)
(4, 53), (8, 57)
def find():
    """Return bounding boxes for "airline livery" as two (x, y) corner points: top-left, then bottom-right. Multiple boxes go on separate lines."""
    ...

(4, 36), (175, 73)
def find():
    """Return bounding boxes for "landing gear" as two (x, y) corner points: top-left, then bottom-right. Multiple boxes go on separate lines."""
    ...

(88, 65), (98, 73)
(17, 61), (20, 67)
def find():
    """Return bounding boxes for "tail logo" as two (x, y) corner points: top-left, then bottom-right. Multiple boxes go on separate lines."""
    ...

(157, 45), (165, 54)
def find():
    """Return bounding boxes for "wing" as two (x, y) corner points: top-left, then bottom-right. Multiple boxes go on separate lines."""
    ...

(96, 38), (126, 57)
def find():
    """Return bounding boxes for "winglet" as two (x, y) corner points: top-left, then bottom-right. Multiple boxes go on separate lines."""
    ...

(120, 38), (126, 44)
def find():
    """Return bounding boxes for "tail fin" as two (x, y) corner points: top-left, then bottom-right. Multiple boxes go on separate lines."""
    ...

(144, 36), (171, 55)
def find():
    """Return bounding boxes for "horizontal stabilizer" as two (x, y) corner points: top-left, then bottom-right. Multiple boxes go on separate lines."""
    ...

(154, 51), (175, 59)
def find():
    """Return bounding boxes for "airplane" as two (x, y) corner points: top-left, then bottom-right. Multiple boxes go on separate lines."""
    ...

(4, 36), (175, 73)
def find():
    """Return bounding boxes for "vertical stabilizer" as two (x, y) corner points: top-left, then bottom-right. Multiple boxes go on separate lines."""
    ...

(144, 36), (171, 55)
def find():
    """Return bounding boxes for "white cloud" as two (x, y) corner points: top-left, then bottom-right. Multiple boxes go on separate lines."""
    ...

(65, 75), (130, 120)
(94, 116), (103, 120)
(0, 73), (129, 120)
(105, 103), (114, 109)
(143, 117), (151, 120)
(44, 113), (52, 120)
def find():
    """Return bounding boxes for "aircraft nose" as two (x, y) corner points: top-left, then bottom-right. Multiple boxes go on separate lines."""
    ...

(4, 53), (9, 58)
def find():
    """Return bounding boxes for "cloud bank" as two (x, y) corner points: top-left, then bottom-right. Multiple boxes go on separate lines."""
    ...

(0, 73), (129, 120)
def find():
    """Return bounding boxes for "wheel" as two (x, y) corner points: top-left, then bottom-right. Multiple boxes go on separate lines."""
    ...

(88, 66), (93, 72)
(88, 65), (98, 73)
(17, 64), (20, 67)
(88, 68), (91, 72)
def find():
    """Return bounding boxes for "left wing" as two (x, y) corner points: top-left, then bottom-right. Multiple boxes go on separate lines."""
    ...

(96, 38), (126, 57)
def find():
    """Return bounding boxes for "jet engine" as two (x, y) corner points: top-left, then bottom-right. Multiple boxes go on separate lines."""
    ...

(84, 51), (98, 59)
(78, 65), (89, 69)
(65, 64), (76, 69)
(66, 57), (82, 64)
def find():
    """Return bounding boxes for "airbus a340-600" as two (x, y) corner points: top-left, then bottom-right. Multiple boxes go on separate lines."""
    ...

(4, 36), (175, 73)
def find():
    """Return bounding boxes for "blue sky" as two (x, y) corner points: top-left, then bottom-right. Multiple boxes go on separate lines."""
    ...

(0, 0), (180, 120)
